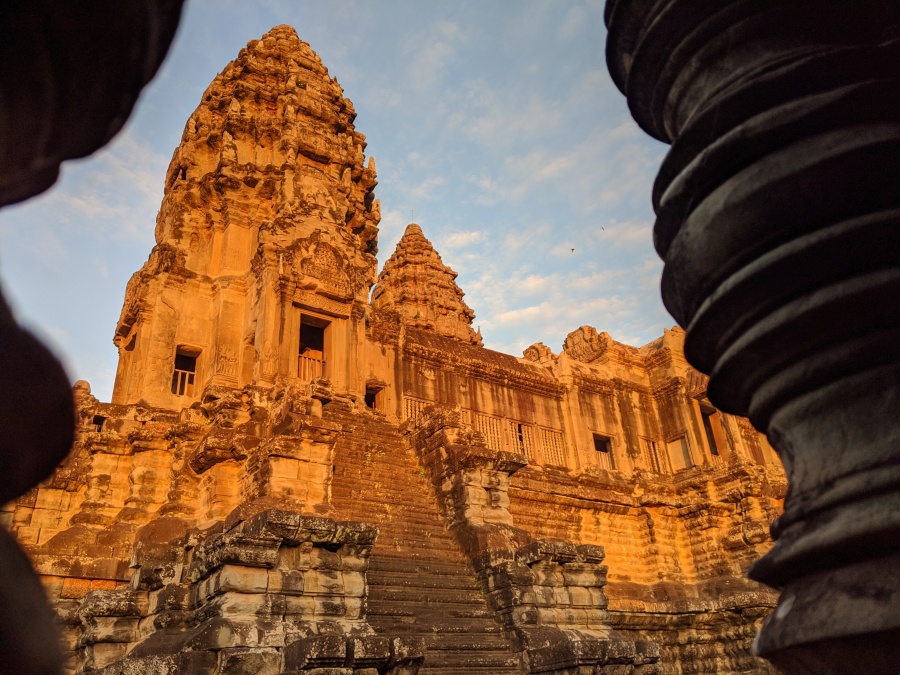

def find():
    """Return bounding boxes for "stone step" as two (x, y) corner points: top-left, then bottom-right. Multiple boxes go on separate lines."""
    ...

(367, 598), (497, 621)
(330, 498), (449, 523)
(332, 463), (423, 477)
(367, 548), (469, 564)
(422, 636), (514, 654)
(327, 411), (521, 673)
(367, 570), (481, 590)
(420, 649), (521, 670)
(367, 558), (475, 576)
(419, 669), (521, 675)
(367, 585), (485, 605)
(367, 617), (504, 635)
(419, 666), (522, 675)
(331, 480), (436, 499)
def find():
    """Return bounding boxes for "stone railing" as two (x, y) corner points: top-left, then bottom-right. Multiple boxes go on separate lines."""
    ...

(170, 368), (196, 397)
(297, 355), (326, 381)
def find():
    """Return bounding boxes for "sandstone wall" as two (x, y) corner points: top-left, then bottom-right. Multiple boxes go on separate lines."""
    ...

(1, 24), (789, 675)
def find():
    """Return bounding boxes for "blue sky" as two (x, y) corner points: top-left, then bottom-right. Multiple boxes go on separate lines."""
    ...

(0, 0), (671, 401)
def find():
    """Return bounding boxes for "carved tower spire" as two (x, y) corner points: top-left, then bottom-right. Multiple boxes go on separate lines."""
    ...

(373, 223), (482, 346)
(112, 26), (380, 405)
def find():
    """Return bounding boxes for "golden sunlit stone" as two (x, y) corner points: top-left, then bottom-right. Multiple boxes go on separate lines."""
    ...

(3, 26), (785, 674)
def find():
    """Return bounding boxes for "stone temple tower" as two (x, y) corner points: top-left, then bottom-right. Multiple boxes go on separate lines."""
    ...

(112, 25), (380, 407)
(4, 23), (789, 675)
(372, 223), (483, 346)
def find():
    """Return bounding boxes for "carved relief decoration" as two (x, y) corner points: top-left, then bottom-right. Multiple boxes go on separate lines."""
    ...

(523, 342), (556, 367)
(562, 325), (611, 364)
(685, 367), (709, 400)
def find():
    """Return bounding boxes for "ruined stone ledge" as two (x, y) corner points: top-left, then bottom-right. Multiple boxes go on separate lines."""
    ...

(520, 630), (660, 674)
(282, 634), (425, 674)
(187, 510), (378, 583)
(607, 604), (775, 633)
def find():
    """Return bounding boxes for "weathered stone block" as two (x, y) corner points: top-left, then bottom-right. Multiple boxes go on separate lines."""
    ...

(562, 563), (607, 588)
(347, 635), (390, 666)
(81, 615), (140, 644)
(532, 565), (564, 589)
(208, 590), (270, 616)
(85, 642), (129, 670)
(214, 564), (269, 594)
(278, 543), (313, 572)
(219, 646), (282, 675)
(314, 596), (347, 617)
(568, 585), (594, 607)
(387, 636), (426, 672)
(333, 522), (378, 546)
(518, 541), (578, 565)
(310, 547), (342, 571)
(181, 617), (260, 650)
(284, 634), (347, 669)
(305, 569), (343, 595)
(280, 594), (316, 617)
(342, 571), (366, 598)
(269, 569), (306, 595)
(489, 584), (538, 608)
(189, 532), (281, 581)
(484, 560), (535, 591)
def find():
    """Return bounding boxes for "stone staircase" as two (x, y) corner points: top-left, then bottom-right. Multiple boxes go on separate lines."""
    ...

(325, 401), (522, 674)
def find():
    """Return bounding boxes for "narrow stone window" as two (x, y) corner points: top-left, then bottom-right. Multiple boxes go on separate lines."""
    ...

(171, 350), (197, 396)
(91, 415), (106, 432)
(593, 433), (615, 470)
(365, 385), (383, 410)
(643, 438), (666, 473)
(298, 315), (328, 380)
(509, 422), (536, 459)
(699, 399), (728, 463)
(702, 411), (719, 456)
(667, 435), (694, 471)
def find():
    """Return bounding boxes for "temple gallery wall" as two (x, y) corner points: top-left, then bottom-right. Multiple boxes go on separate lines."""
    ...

(3, 25), (789, 675)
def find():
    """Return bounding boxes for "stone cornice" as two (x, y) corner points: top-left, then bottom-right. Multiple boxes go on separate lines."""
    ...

(402, 328), (563, 399)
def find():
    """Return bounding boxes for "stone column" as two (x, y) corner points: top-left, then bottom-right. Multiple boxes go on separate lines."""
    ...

(605, 1), (900, 671)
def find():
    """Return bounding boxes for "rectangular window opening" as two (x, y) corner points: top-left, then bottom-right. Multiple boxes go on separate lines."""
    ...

(701, 411), (719, 456)
(509, 422), (536, 459)
(700, 399), (728, 463)
(365, 386), (383, 410)
(643, 438), (666, 473)
(299, 315), (328, 380)
(593, 433), (616, 470)
(171, 350), (197, 397)
(91, 415), (106, 433)
(667, 435), (694, 472)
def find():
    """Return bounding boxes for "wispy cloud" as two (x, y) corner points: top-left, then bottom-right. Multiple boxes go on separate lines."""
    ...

(409, 175), (446, 199)
(404, 20), (469, 90)
(441, 230), (485, 249)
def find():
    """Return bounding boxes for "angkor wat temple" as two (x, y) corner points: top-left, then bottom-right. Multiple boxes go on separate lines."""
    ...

(0, 27), (793, 674)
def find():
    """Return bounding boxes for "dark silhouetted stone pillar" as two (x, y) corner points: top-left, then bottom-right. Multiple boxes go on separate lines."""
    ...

(604, 1), (900, 672)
